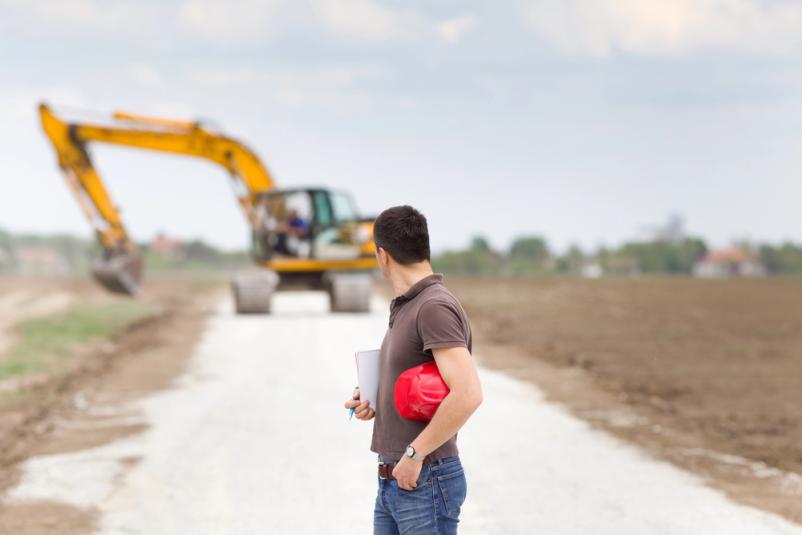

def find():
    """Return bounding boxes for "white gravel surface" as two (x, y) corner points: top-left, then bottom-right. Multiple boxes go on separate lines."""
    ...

(6, 291), (802, 534)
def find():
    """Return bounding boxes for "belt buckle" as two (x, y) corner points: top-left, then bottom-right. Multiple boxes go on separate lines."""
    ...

(378, 462), (392, 480)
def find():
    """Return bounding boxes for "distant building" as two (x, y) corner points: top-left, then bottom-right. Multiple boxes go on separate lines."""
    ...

(14, 246), (70, 275)
(580, 262), (603, 279)
(639, 213), (686, 243)
(578, 254), (640, 278)
(661, 213), (685, 242)
(603, 254), (640, 277)
(693, 247), (766, 278)
(150, 232), (185, 255)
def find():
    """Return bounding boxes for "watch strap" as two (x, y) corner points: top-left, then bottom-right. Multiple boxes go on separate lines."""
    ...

(406, 445), (426, 462)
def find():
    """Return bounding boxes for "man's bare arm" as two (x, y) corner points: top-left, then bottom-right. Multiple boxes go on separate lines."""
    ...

(409, 346), (483, 457)
(393, 346), (482, 489)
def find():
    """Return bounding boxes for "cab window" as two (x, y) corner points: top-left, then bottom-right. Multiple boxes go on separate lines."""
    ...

(314, 191), (333, 227)
(330, 192), (357, 223)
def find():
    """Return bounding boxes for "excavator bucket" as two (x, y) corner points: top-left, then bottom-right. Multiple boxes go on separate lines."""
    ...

(91, 252), (143, 296)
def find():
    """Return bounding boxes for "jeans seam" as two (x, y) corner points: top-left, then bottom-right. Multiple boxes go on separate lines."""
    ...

(380, 480), (391, 513)
(437, 469), (464, 481)
(437, 476), (451, 517)
(430, 479), (437, 535)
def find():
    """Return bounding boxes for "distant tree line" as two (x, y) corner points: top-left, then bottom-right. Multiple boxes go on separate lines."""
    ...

(432, 234), (802, 276)
(758, 243), (802, 274)
(0, 229), (96, 274)
(0, 228), (250, 275)
(141, 240), (251, 272)
(4, 227), (802, 277)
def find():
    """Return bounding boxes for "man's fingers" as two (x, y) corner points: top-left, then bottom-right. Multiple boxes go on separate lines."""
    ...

(343, 390), (361, 409)
(398, 480), (416, 491)
(355, 406), (372, 419)
(391, 461), (419, 490)
(357, 408), (375, 421)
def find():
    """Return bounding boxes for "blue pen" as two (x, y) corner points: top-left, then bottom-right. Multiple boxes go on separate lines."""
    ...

(348, 386), (360, 420)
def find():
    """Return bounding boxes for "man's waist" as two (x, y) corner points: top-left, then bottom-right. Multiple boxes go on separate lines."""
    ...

(377, 453), (434, 465)
(377, 455), (460, 480)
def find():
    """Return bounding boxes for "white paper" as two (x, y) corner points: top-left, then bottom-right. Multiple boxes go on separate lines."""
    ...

(355, 349), (381, 411)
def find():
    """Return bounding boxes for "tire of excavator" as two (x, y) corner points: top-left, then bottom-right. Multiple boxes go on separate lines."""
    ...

(325, 272), (373, 313)
(232, 270), (279, 314)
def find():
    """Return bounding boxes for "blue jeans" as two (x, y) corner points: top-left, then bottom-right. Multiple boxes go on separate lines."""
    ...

(373, 456), (467, 535)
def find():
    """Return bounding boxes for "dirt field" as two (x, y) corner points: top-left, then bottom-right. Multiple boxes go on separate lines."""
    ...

(0, 275), (224, 534)
(446, 276), (802, 524)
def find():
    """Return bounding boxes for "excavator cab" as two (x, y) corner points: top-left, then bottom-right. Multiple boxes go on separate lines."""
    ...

(251, 188), (371, 263)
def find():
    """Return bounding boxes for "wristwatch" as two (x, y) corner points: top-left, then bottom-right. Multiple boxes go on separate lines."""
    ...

(405, 445), (426, 462)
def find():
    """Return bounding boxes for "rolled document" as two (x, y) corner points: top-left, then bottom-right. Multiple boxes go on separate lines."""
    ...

(355, 349), (381, 411)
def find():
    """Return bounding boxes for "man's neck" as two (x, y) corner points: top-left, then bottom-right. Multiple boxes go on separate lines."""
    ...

(390, 262), (434, 297)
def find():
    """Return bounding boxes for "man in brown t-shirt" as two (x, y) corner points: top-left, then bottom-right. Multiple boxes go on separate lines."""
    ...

(344, 205), (483, 534)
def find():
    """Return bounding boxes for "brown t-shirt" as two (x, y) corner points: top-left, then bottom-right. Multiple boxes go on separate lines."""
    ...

(370, 273), (472, 461)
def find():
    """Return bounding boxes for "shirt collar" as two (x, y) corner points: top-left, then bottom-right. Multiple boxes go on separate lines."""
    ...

(388, 273), (443, 326)
(399, 273), (443, 301)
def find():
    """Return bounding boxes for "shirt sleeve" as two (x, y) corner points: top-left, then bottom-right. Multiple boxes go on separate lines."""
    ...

(417, 299), (469, 353)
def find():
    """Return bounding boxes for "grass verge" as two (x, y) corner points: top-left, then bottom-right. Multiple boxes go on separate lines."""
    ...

(0, 301), (156, 380)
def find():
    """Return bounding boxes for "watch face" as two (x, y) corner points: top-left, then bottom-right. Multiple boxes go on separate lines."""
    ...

(406, 445), (415, 457)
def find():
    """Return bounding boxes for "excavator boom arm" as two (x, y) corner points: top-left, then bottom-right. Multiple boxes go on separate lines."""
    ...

(40, 103), (276, 245)
(39, 103), (277, 294)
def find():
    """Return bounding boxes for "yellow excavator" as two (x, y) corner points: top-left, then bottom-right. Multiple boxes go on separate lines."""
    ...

(39, 103), (377, 313)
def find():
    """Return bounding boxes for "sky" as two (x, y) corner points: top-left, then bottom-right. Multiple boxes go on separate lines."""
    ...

(2, 0), (802, 254)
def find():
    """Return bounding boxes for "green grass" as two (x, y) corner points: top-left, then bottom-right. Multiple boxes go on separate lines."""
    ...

(0, 301), (156, 380)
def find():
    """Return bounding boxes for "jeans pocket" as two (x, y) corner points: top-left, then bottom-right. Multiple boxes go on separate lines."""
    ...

(397, 465), (431, 493)
(437, 469), (467, 519)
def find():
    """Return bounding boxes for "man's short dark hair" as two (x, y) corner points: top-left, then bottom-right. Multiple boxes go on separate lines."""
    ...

(373, 205), (430, 265)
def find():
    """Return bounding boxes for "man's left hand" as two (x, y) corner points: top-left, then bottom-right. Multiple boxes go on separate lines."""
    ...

(392, 455), (422, 491)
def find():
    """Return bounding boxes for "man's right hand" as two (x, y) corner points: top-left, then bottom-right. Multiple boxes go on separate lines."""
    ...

(344, 390), (375, 420)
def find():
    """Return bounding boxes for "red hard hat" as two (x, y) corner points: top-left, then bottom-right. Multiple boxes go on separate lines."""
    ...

(394, 360), (450, 421)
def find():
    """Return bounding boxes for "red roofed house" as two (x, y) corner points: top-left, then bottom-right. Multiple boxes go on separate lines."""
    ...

(693, 247), (765, 278)
(150, 232), (185, 256)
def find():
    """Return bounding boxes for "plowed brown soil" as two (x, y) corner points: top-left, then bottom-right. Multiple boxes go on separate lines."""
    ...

(445, 276), (802, 524)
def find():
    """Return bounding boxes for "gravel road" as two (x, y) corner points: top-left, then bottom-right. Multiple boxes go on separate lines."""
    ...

(6, 292), (802, 534)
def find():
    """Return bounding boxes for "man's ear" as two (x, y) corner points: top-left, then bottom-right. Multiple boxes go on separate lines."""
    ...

(379, 247), (396, 269)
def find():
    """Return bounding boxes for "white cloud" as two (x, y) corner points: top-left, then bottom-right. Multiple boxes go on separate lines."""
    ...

(1, 0), (463, 47)
(177, 0), (291, 45)
(312, 0), (425, 41)
(179, 0), (443, 45)
(185, 63), (389, 114)
(437, 14), (477, 44)
(0, 0), (156, 34)
(524, 0), (802, 57)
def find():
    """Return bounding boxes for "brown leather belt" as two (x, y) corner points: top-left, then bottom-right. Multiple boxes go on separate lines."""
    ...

(378, 457), (434, 480)
(378, 463), (397, 480)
